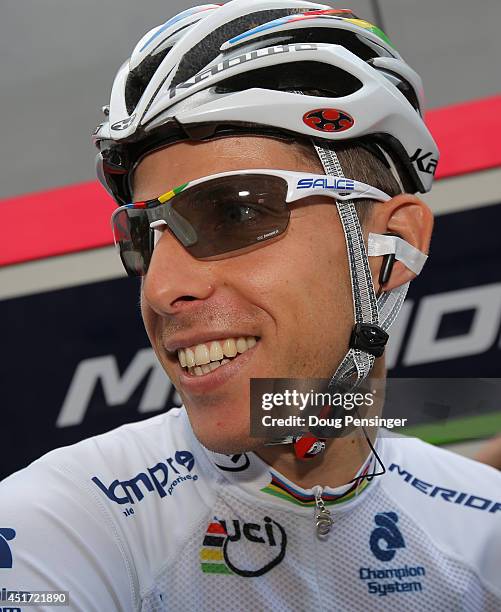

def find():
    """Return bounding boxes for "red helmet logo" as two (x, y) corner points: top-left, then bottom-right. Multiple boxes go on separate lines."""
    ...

(303, 108), (354, 133)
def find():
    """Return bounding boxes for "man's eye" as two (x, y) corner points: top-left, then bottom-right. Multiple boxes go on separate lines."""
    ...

(221, 203), (260, 224)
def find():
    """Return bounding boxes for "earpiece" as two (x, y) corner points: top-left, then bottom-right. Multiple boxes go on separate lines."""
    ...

(377, 232), (400, 296)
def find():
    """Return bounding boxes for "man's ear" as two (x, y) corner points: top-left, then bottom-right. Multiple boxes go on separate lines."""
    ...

(367, 193), (434, 293)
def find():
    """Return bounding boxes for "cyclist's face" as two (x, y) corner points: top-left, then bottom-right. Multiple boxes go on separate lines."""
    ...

(139, 136), (355, 454)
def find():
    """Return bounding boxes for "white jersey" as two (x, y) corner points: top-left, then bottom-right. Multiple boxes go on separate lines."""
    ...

(1, 407), (501, 611)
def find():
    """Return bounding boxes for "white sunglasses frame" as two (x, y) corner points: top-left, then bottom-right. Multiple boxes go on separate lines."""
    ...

(111, 168), (393, 275)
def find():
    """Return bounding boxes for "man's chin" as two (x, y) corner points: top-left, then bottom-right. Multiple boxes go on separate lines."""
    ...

(182, 399), (257, 454)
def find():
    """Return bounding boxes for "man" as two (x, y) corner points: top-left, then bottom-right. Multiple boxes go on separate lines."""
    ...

(2, 2), (501, 610)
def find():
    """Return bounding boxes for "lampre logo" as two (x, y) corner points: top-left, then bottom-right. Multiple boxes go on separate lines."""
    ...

(303, 108), (354, 132)
(92, 450), (197, 506)
(0, 529), (16, 569)
(200, 516), (287, 577)
(369, 512), (405, 561)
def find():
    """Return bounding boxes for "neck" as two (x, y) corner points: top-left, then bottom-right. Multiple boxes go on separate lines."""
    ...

(255, 361), (386, 489)
(255, 429), (376, 490)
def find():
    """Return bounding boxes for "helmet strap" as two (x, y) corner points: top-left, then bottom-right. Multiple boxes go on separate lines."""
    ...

(266, 139), (411, 458)
(313, 141), (381, 390)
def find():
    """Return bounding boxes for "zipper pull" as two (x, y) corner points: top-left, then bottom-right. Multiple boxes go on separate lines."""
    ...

(313, 485), (333, 537)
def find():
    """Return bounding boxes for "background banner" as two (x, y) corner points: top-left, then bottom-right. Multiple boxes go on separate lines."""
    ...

(2, 200), (500, 479)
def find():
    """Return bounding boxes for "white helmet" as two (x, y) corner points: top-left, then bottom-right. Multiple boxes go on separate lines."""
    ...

(94, 1), (438, 206)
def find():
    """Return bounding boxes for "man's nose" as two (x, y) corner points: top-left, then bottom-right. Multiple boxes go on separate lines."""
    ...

(142, 229), (215, 315)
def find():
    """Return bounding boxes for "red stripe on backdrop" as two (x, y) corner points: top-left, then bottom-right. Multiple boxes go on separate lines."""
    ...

(427, 95), (501, 179)
(1, 182), (116, 267)
(1, 95), (500, 267)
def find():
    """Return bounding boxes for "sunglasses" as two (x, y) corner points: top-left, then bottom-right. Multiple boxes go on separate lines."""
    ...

(111, 169), (391, 276)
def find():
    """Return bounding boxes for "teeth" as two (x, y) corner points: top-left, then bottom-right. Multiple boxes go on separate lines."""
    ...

(194, 344), (210, 366)
(222, 338), (237, 358)
(185, 358), (233, 376)
(246, 336), (257, 348)
(209, 341), (224, 361)
(236, 337), (247, 353)
(185, 348), (195, 367)
(177, 336), (258, 370)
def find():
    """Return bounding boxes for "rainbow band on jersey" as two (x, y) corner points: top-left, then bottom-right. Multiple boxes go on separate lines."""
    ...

(261, 460), (373, 507)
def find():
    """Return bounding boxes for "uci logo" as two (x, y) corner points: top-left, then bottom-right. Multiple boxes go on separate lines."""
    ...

(369, 512), (405, 562)
(0, 528), (16, 569)
(200, 516), (287, 577)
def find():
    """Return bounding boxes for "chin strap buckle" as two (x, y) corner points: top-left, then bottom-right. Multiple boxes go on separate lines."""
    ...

(349, 323), (389, 358)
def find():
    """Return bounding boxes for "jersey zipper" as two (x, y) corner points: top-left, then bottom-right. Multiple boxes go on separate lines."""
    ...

(313, 485), (333, 537)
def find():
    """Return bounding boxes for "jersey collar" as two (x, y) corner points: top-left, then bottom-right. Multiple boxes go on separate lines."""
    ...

(198, 433), (380, 512)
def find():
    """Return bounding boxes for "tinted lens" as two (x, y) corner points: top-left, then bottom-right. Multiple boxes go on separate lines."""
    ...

(112, 208), (152, 276)
(112, 174), (290, 276)
(170, 174), (290, 258)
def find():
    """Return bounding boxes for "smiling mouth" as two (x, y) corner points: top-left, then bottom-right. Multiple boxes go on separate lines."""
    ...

(177, 336), (259, 376)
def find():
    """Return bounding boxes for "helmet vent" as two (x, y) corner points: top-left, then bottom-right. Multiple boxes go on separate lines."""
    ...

(372, 65), (421, 113)
(125, 47), (172, 115)
(225, 27), (377, 61)
(171, 8), (307, 87)
(215, 61), (362, 98)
